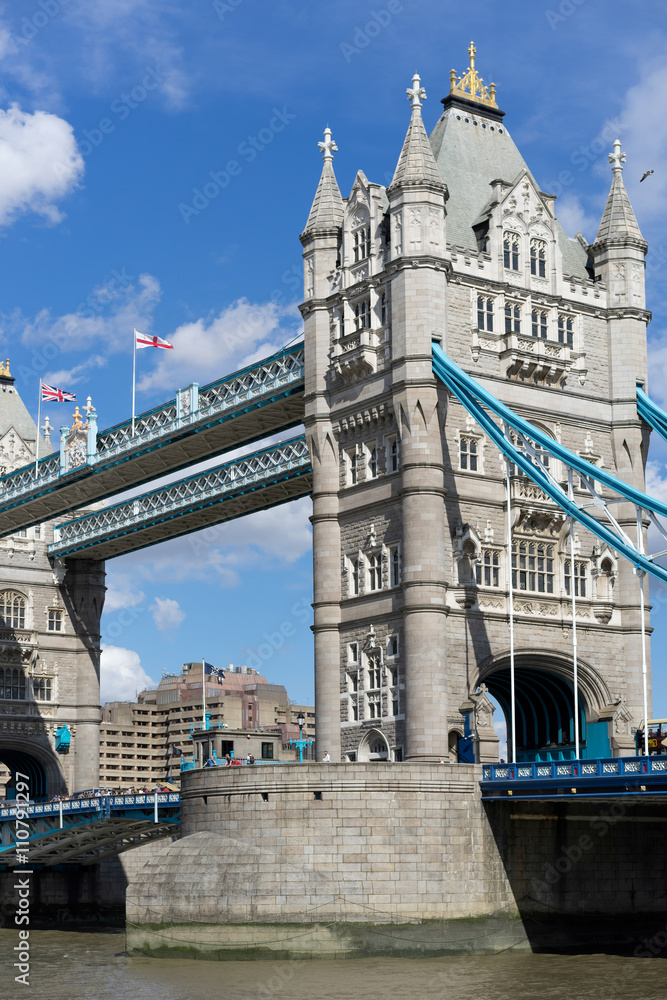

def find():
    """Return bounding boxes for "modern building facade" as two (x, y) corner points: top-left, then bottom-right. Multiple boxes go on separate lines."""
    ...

(100, 663), (315, 788)
(300, 45), (649, 764)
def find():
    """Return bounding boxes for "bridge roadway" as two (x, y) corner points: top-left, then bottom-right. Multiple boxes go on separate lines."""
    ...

(48, 436), (312, 560)
(0, 793), (180, 868)
(480, 755), (667, 800)
(0, 344), (305, 538)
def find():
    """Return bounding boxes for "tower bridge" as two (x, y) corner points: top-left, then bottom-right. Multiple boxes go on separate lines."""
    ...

(0, 48), (661, 786)
(1, 45), (667, 952)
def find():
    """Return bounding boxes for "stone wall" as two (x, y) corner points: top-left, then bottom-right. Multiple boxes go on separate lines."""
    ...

(125, 764), (667, 960)
(125, 763), (526, 959)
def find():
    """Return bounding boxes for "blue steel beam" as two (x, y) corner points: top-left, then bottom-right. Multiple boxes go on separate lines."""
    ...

(0, 794), (180, 867)
(0, 345), (305, 537)
(432, 344), (667, 585)
(637, 385), (667, 444)
(48, 436), (312, 560)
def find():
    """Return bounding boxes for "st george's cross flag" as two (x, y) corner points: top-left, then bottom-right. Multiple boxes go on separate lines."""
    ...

(41, 381), (76, 403)
(135, 330), (174, 350)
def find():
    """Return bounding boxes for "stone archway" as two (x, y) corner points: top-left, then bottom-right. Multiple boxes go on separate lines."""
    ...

(357, 729), (389, 762)
(0, 738), (65, 801)
(476, 650), (612, 762)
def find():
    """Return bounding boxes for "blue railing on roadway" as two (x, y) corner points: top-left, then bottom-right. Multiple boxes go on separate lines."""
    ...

(481, 756), (667, 782)
(0, 792), (180, 821)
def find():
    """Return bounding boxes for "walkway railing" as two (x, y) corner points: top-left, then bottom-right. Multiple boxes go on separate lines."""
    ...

(49, 436), (311, 558)
(482, 756), (667, 782)
(0, 792), (180, 822)
(0, 344), (305, 534)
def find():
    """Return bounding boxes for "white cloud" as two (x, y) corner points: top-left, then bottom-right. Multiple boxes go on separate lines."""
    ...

(647, 334), (667, 410)
(617, 62), (667, 222)
(556, 193), (599, 242)
(62, 1), (191, 110)
(151, 596), (185, 632)
(100, 644), (154, 703)
(136, 298), (301, 394)
(103, 576), (145, 614)
(0, 103), (83, 227)
(18, 272), (161, 353)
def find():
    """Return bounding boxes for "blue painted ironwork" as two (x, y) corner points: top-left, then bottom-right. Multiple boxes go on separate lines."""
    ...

(432, 344), (667, 584)
(48, 436), (311, 559)
(480, 755), (667, 799)
(0, 344), (305, 536)
(637, 385), (667, 443)
(0, 793), (180, 867)
(289, 736), (314, 762)
(54, 725), (71, 754)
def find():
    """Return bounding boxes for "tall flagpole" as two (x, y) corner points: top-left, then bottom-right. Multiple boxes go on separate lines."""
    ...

(131, 329), (137, 437)
(202, 657), (206, 732)
(506, 460), (517, 764)
(35, 379), (41, 477)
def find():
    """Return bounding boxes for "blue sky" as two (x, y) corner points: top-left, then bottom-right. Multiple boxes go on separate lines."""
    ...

(2, 0), (667, 716)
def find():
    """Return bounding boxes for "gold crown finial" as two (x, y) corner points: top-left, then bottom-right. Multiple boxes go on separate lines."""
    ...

(449, 40), (498, 110)
(0, 359), (10, 377)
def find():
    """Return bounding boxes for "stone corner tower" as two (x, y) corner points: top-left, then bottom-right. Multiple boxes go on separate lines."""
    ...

(0, 366), (105, 798)
(301, 44), (651, 766)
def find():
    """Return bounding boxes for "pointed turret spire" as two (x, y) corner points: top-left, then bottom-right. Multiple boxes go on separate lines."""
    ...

(302, 127), (344, 233)
(594, 139), (645, 246)
(389, 73), (444, 190)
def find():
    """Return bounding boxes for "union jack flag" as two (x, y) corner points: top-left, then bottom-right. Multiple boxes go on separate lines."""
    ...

(41, 382), (76, 403)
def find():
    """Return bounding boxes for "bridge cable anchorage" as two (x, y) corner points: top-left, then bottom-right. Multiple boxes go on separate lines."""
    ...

(432, 344), (667, 585)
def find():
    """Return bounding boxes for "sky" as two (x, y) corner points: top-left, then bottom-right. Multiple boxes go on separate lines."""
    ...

(2, 0), (667, 719)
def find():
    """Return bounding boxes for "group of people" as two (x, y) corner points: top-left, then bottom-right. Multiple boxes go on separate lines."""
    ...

(48, 784), (173, 802)
(204, 753), (255, 767)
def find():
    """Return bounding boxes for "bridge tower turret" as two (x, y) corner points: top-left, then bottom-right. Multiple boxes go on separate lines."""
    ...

(0, 367), (104, 797)
(385, 75), (450, 759)
(300, 129), (346, 761)
(589, 140), (651, 731)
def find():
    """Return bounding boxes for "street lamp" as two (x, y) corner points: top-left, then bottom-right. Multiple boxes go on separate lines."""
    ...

(289, 711), (312, 763)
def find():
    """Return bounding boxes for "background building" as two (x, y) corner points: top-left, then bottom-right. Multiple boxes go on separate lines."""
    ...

(99, 662), (315, 788)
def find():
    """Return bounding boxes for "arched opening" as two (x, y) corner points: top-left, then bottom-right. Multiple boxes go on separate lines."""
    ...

(479, 654), (610, 762)
(0, 747), (49, 801)
(357, 729), (389, 762)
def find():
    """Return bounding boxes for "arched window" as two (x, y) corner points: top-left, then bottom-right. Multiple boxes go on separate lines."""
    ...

(503, 232), (520, 271)
(0, 667), (26, 700)
(530, 238), (547, 277)
(0, 592), (26, 630)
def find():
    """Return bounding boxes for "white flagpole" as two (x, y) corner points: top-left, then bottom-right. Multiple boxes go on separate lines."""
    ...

(505, 453), (517, 764)
(131, 329), (137, 437)
(569, 518), (580, 760)
(202, 657), (206, 731)
(35, 379), (41, 477)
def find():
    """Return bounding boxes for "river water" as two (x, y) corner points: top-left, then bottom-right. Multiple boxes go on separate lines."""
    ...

(2, 930), (667, 1000)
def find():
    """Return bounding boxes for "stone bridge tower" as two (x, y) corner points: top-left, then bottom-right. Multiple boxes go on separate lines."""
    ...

(0, 366), (104, 798)
(300, 45), (650, 764)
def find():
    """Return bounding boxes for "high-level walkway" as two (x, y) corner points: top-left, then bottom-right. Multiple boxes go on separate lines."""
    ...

(0, 345), (304, 537)
(48, 436), (311, 560)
